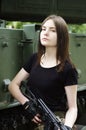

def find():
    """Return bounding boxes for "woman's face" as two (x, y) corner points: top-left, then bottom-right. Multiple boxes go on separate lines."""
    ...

(40, 19), (57, 47)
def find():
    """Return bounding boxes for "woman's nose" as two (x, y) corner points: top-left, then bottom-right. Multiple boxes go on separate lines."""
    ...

(44, 29), (49, 35)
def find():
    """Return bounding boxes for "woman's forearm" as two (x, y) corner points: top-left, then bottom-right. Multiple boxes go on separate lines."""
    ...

(64, 107), (78, 128)
(8, 83), (29, 105)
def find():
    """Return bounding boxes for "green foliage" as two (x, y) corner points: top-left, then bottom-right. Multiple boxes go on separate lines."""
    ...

(68, 24), (86, 33)
(6, 21), (31, 29)
(6, 21), (86, 34)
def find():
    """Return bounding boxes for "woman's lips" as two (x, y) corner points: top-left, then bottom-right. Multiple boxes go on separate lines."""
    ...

(42, 38), (49, 41)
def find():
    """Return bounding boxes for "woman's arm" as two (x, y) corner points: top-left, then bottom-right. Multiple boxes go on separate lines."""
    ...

(64, 85), (78, 128)
(8, 68), (29, 105)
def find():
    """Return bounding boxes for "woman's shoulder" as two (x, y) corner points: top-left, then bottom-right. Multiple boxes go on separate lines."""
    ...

(63, 61), (78, 85)
(64, 60), (72, 69)
(64, 60), (77, 72)
(30, 52), (37, 59)
(63, 60), (78, 77)
(22, 52), (38, 72)
(26, 52), (38, 63)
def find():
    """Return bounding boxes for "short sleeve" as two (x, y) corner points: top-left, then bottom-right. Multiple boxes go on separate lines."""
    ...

(64, 68), (78, 86)
(22, 53), (37, 73)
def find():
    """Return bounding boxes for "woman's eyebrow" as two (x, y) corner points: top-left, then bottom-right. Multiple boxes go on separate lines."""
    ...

(42, 26), (56, 29)
(50, 27), (56, 29)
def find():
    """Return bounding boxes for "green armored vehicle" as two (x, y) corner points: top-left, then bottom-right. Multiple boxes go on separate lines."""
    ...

(0, 0), (86, 129)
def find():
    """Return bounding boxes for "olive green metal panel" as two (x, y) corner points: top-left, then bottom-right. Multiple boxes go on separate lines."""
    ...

(69, 33), (86, 84)
(0, 24), (40, 110)
(57, 0), (86, 23)
(22, 24), (40, 64)
(0, 0), (54, 22)
(0, 0), (86, 23)
(0, 28), (23, 108)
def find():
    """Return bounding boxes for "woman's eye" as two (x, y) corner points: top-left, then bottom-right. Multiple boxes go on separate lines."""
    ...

(41, 28), (46, 31)
(51, 29), (56, 32)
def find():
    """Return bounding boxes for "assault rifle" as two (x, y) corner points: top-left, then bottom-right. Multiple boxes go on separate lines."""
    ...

(21, 81), (69, 130)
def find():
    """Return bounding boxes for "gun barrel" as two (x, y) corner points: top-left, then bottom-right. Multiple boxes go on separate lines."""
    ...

(38, 98), (61, 129)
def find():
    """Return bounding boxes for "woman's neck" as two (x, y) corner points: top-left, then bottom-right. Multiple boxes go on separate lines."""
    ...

(45, 47), (57, 59)
(40, 48), (60, 68)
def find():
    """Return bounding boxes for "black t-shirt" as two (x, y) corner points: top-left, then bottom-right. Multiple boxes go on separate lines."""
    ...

(23, 53), (78, 111)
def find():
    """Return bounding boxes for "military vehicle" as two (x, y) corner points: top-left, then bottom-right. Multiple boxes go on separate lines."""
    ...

(0, 0), (86, 130)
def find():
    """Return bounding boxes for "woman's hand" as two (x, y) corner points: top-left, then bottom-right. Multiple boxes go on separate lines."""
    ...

(23, 100), (42, 124)
(32, 113), (42, 124)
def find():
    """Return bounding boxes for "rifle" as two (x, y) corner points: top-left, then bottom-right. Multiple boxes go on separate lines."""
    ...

(21, 81), (68, 130)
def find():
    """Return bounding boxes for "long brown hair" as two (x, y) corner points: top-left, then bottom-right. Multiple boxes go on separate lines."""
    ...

(37, 14), (74, 71)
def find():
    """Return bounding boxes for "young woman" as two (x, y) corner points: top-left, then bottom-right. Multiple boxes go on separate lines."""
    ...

(8, 15), (78, 130)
